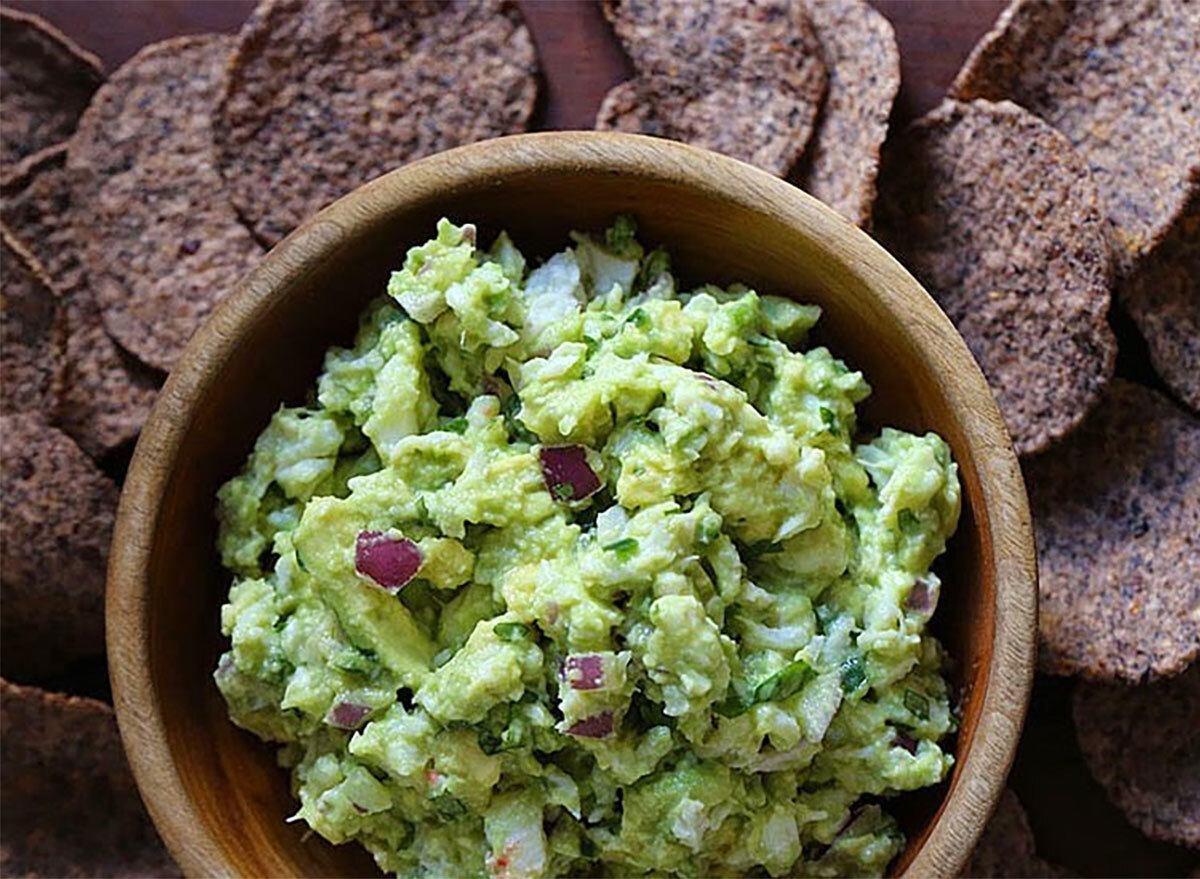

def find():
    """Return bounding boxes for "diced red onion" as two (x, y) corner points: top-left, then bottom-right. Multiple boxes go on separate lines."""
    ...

(355, 530), (422, 591)
(565, 654), (605, 690)
(906, 577), (935, 614)
(539, 446), (601, 501)
(566, 711), (614, 738)
(328, 701), (371, 730)
(893, 731), (918, 755)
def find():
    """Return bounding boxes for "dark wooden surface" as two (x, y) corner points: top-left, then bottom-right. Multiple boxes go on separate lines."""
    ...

(7, 1), (1196, 876)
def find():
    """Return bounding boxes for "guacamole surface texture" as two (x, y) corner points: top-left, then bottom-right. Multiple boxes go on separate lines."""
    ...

(215, 218), (962, 879)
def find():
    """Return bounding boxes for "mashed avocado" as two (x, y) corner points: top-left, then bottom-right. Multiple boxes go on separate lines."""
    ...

(215, 218), (961, 878)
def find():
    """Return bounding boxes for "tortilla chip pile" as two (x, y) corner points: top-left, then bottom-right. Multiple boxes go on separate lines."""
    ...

(0, 1), (539, 873)
(598, 0), (900, 227)
(597, 0), (1198, 860)
(1, 0), (1196, 874)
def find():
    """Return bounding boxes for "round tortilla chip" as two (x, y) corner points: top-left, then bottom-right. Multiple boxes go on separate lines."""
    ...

(0, 6), (103, 175)
(960, 788), (1068, 878)
(1118, 187), (1200, 414)
(67, 34), (263, 373)
(216, 0), (539, 246)
(1024, 380), (1200, 683)
(1, 227), (56, 416)
(596, 0), (827, 176)
(950, 0), (1200, 269)
(2, 144), (79, 283)
(1, 144), (160, 458)
(0, 679), (180, 877)
(874, 98), (1116, 456)
(1074, 665), (1200, 849)
(52, 295), (162, 460)
(791, 0), (900, 227)
(0, 412), (116, 679)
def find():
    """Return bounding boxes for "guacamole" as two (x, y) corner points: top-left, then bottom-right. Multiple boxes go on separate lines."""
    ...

(214, 218), (961, 878)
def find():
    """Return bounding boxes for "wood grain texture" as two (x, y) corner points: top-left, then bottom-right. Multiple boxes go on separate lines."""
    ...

(106, 132), (1037, 878)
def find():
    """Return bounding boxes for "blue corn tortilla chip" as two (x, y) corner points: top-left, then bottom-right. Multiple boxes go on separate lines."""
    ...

(0, 679), (180, 877)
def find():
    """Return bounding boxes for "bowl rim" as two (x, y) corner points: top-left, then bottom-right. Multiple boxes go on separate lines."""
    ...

(107, 130), (1036, 879)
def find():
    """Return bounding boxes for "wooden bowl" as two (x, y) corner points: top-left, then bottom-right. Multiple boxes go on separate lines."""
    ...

(108, 132), (1036, 878)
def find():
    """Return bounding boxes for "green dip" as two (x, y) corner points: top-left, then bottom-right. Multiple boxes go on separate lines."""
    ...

(215, 218), (961, 878)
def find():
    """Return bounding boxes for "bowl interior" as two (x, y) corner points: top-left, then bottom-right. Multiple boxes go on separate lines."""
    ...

(112, 135), (1029, 878)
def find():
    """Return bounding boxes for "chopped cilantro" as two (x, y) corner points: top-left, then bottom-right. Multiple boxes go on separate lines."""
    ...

(840, 654), (867, 694)
(814, 604), (838, 635)
(753, 660), (816, 704)
(494, 622), (533, 643)
(697, 516), (722, 547)
(502, 394), (538, 445)
(715, 690), (750, 718)
(718, 661), (816, 716)
(904, 689), (930, 720)
(627, 307), (651, 331)
(602, 537), (639, 562)
(330, 647), (374, 675)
